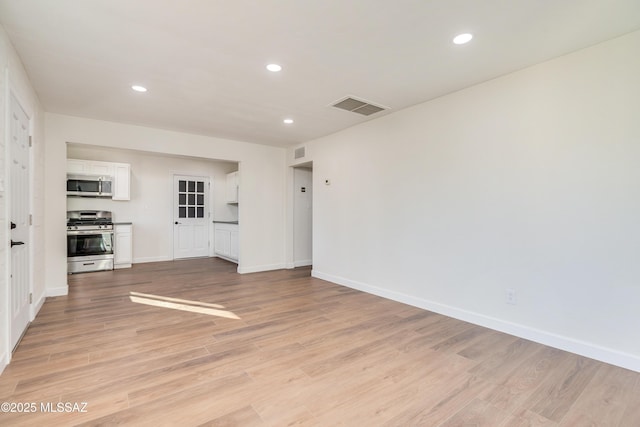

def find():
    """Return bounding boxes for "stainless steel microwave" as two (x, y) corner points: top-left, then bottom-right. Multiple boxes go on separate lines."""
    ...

(67, 174), (113, 197)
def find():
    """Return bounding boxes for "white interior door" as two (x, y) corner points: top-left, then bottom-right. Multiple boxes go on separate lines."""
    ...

(9, 94), (31, 351)
(173, 175), (210, 259)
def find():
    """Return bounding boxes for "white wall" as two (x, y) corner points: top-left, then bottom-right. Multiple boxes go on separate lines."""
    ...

(66, 144), (238, 263)
(45, 114), (287, 296)
(0, 25), (45, 373)
(290, 30), (640, 372)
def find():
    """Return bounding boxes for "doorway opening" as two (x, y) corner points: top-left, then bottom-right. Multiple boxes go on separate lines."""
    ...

(292, 163), (313, 267)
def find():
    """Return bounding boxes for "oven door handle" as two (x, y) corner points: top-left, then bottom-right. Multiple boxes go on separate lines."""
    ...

(67, 230), (114, 236)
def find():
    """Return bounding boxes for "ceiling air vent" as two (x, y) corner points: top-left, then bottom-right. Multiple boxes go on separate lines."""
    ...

(331, 96), (387, 116)
(294, 147), (306, 159)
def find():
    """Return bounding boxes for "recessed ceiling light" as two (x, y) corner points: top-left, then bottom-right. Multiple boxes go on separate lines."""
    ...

(283, 118), (294, 124)
(131, 85), (147, 92)
(453, 33), (473, 45)
(266, 63), (282, 72)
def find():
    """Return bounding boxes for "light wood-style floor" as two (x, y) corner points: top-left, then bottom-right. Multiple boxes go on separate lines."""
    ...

(1, 258), (639, 426)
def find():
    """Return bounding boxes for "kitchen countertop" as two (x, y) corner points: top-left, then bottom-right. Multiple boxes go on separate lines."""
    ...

(213, 220), (239, 224)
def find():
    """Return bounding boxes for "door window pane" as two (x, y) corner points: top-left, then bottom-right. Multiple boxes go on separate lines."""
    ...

(177, 178), (207, 221)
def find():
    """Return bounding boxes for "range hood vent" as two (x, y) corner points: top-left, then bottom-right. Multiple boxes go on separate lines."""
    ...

(331, 96), (387, 116)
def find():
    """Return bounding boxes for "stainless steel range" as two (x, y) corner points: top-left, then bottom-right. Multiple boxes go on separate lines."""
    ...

(67, 210), (114, 273)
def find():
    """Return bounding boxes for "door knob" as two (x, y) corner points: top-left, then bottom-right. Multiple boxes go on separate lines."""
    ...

(175, 221), (179, 224)
(11, 240), (25, 247)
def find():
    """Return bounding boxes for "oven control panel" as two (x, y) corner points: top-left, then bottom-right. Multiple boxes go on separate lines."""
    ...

(67, 224), (113, 230)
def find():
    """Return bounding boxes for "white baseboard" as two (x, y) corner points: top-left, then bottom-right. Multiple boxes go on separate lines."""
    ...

(0, 351), (7, 376)
(31, 292), (46, 320)
(286, 260), (312, 269)
(114, 263), (132, 269)
(214, 254), (238, 264)
(312, 270), (640, 373)
(293, 259), (312, 268)
(47, 285), (68, 297)
(238, 263), (286, 274)
(133, 256), (172, 264)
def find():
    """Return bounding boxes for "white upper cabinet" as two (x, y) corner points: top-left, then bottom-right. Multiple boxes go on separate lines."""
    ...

(66, 159), (86, 174)
(67, 158), (131, 200)
(112, 163), (131, 200)
(88, 162), (112, 176)
(226, 171), (239, 204)
(67, 158), (109, 175)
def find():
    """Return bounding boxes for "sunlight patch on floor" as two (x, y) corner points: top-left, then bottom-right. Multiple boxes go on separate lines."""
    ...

(129, 291), (240, 319)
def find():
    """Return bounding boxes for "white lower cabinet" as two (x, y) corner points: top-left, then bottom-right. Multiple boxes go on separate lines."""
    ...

(229, 229), (239, 260)
(114, 223), (133, 269)
(214, 222), (238, 263)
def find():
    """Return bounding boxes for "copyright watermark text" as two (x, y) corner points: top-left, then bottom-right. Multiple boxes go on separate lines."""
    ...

(1, 401), (88, 413)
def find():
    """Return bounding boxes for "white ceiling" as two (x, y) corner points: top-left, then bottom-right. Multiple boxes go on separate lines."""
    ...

(1, 1), (639, 147)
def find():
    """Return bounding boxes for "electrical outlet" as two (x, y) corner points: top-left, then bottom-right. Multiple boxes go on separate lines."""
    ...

(505, 288), (517, 305)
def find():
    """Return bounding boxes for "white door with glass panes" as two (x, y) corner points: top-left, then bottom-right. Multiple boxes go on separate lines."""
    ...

(173, 175), (210, 259)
